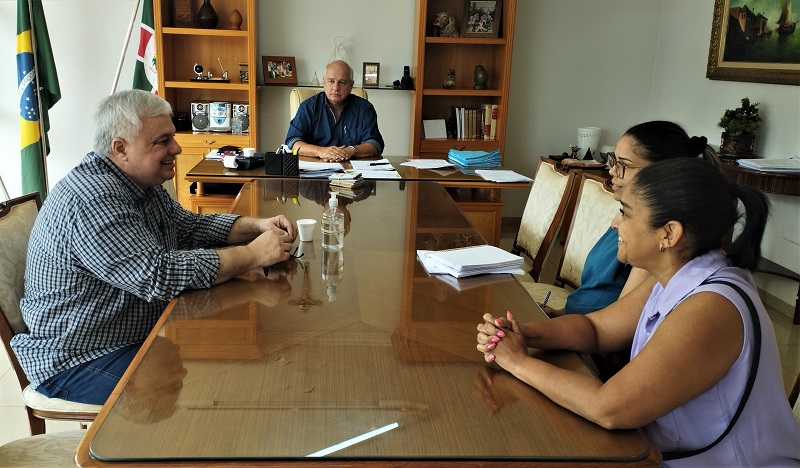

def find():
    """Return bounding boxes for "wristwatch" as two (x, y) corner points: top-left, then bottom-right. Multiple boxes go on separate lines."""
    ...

(349, 145), (358, 157)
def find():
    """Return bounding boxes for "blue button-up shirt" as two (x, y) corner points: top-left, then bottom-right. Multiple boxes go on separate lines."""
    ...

(12, 151), (238, 387)
(285, 93), (384, 154)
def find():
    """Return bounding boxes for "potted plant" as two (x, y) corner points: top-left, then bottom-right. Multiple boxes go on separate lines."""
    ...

(718, 97), (761, 158)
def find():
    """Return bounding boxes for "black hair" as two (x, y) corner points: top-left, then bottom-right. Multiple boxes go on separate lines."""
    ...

(631, 158), (769, 270)
(624, 120), (720, 167)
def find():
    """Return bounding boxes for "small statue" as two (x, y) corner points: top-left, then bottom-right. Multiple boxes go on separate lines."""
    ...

(473, 65), (488, 90)
(443, 69), (456, 89)
(569, 145), (581, 159)
(432, 11), (459, 37)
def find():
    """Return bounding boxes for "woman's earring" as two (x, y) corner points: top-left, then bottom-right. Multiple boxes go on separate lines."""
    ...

(659, 243), (666, 253)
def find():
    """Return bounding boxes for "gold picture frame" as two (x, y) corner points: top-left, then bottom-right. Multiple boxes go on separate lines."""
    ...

(706, 0), (800, 86)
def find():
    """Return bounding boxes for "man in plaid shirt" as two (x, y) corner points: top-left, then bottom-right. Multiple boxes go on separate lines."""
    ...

(12, 90), (296, 405)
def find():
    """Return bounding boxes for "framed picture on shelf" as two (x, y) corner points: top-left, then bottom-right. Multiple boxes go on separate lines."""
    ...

(462, 0), (502, 38)
(362, 62), (380, 88)
(706, 0), (799, 86)
(262, 56), (298, 84)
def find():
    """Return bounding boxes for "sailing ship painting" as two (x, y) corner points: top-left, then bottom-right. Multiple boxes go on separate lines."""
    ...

(723, 0), (800, 64)
(776, 0), (797, 35)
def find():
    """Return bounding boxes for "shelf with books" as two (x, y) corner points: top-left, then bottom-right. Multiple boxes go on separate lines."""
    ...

(410, 0), (516, 160)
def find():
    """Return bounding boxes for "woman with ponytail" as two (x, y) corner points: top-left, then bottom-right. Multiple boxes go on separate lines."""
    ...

(549, 121), (722, 318)
(478, 158), (799, 466)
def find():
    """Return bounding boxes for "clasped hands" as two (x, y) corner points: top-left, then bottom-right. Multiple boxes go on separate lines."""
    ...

(476, 311), (528, 368)
(317, 145), (355, 162)
(251, 215), (297, 265)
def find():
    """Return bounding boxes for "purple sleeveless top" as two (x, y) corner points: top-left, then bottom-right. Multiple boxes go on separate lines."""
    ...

(631, 251), (800, 467)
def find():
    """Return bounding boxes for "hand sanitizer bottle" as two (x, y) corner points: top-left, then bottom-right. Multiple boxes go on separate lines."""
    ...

(321, 192), (344, 250)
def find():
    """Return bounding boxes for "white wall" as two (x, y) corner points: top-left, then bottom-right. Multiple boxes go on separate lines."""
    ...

(1, 0), (797, 304)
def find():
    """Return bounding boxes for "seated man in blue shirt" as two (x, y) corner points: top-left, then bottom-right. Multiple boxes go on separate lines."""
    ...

(285, 60), (384, 162)
(12, 89), (297, 405)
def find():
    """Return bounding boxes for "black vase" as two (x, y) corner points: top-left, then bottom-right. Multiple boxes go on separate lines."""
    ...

(196, 0), (218, 29)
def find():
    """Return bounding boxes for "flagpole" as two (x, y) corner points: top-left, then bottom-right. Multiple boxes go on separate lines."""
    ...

(25, 0), (50, 195)
(111, 0), (142, 94)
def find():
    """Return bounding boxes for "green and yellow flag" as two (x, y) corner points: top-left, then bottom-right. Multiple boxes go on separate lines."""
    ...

(17, 0), (60, 200)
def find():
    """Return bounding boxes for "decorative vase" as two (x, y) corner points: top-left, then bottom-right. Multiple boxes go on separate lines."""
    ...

(196, 0), (218, 29)
(228, 8), (242, 30)
(720, 132), (755, 159)
(473, 65), (488, 89)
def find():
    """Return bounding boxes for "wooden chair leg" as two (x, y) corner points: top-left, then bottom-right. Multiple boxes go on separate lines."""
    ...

(27, 408), (46, 436)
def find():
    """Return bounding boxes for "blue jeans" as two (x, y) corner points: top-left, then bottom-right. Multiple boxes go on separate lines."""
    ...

(36, 343), (142, 405)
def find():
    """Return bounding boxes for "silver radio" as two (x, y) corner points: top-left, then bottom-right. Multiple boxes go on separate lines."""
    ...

(209, 101), (232, 132)
(190, 101), (210, 131)
(232, 103), (249, 133)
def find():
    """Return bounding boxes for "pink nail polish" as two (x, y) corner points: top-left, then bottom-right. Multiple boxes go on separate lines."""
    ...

(496, 330), (505, 338)
(507, 311), (514, 320)
(487, 354), (495, 362)
(487, 343), (495, 350)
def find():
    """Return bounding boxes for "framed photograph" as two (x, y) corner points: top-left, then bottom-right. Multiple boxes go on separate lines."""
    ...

(462, 0), (502, 38)
(262, 56), (298, 84)
(362, 62), (380, 88)
(706, 0), (800, 86)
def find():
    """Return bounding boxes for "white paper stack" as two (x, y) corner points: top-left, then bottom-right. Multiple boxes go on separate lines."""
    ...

(417, 245), (524, 278)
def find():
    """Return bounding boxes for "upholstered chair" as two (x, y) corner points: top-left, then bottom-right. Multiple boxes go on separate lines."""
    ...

(0, 193), (101, 436)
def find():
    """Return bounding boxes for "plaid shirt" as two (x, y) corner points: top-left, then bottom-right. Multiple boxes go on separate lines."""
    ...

(12, 151), (238, 388)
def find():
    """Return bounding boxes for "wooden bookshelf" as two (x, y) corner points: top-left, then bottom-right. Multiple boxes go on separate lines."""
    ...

(153, 0), (258, 212)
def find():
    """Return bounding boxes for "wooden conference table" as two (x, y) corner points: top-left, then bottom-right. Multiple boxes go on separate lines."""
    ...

(75, 179), (659, 467)
(185, 155), (533, 245)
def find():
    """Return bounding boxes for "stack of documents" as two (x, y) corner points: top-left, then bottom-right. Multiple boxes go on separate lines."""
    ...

(447, 149), (501, 168)
(417, 245), (524, 278)
(737, 158), (800, 174)
(349, 159), (401, 179)
(299, 161), (344, 178)
(475, 170), (533, 183)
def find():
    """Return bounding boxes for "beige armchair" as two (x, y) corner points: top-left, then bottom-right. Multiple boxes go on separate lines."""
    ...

(0, 193), (101, 435)
(289, 87), (369, 121)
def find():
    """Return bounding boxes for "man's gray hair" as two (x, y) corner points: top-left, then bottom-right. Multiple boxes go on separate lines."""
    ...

(93, 89), (173, 156)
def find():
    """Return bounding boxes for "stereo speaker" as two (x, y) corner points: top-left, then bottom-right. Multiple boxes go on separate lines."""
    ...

(190, 102), (210, 131)
(232, 103), (249, 133)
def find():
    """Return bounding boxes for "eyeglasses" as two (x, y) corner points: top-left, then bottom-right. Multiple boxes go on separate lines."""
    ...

(606, 152), (641, 179)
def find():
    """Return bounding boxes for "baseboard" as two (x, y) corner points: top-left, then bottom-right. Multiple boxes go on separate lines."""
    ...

(759, 287), (795, 321)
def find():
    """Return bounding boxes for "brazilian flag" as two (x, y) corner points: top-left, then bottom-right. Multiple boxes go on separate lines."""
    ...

(17, 0), (60, 200)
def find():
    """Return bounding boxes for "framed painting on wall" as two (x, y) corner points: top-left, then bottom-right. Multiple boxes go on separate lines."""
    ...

(462, 0), (502, 38)
(707, 0), (800, 85)
(262, 56), (298, 84)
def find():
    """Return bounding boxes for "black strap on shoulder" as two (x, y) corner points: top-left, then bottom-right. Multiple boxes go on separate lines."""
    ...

(661, 279), (762, 461)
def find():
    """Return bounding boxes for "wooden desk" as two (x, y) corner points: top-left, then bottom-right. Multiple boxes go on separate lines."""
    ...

(75, 180), (658, 467)
(719, 162), (800, 196)
(185, 156), (532, 246)
(719, 162), (800, 324)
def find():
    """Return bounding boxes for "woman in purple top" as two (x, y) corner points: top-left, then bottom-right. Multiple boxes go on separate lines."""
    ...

(477, 158), (799, 466)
